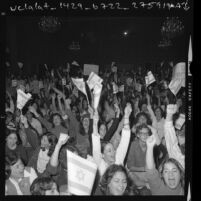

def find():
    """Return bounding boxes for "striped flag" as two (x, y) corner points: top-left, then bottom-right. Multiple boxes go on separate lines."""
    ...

(67, 150), (97, 195)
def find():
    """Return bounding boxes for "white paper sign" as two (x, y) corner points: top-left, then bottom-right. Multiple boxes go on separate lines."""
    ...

(175, 114), (185, 130)
(172, 62), (186, 87)
(87, 72), (103, 90)
(168, 79), (182, 95)
(93, 83), (103, 109)
(17, 89), (32, 110)
(71, 78), (87, 96)
(84, 64), (99, 75)
(145, 71), (156, 86)
(67, 150), (97, 195)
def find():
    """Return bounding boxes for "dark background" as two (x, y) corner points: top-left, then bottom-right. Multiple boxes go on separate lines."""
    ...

(6, 16), (188, 74)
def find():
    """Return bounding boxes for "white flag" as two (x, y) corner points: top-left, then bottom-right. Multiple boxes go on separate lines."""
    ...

(93, 83), (103, 109)
(188, 36), (192, 76)
(175, 114), (185, 130)
(172, 62), (186, 87)
(67, 150), (97, 195)
(71, 78), (87, 96)
(168, 79), (182, 95)
(17, 89), (32, 110)
(145, 71), (156, 86)
(87, 72), (103, 90)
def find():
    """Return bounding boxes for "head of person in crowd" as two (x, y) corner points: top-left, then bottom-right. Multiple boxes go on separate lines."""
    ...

(159, 158), (185, 190)
(99, 164), (134, 195)
(134, 112), (152, 126)
(6, 111), (14, 126)
(79, 113), (90, 135)
(154, 106), (165, 121)
(82, 98), (88, 111)
(5, 153), (25, 180)
(50, 113), (67, 128)
(40, 133), (58, 156)
(25, 110), (34, 122)
(98, 120), (108, 140)
(101, 141), (116, 166)
(136, 124), (152, 144)
(140, 102), (149, 113)
(30, 177), (59, 195)
(6, 129), (21, 151)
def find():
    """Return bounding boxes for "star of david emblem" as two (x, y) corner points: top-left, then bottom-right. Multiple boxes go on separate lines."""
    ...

(76, 169), (85, 182)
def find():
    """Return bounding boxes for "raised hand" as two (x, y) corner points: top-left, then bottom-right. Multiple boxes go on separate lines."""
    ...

(58, 133), (70, 147)
(124, 103), (132, 118)
(166, 104), (177, 115)
(146, 134), (157, 148)
(147, 125), (160, 145)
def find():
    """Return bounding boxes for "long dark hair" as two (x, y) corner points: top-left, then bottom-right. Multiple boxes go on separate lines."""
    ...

(40, 132), (58, 157)
(50, 113), (68, 129)
(99, 164), (136, 195)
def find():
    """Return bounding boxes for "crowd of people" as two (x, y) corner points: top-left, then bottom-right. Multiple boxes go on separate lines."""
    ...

(5, 61), (185, 195)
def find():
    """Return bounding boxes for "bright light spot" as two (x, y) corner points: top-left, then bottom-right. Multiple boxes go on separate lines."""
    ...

(123, 31), (128, 36)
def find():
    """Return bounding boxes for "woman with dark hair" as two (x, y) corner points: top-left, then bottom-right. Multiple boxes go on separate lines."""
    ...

(30, 177), (59, 195)
(145, 126), (184, 195)
(5, 129), (28, 165)
(5, 153), (37, 195)
(28, 106), (70, 140)
(95, 164), (137, 195)
(27, 132), (58, 177)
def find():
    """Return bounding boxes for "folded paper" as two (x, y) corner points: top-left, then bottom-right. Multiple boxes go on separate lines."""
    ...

(168, 79), (182, 95)
(93, 83), (103, 109)
(67, 150), (97, 195)
(145, 71), (156, 86)
(87, 72), (103, 90)
(17, 89), (32, 110)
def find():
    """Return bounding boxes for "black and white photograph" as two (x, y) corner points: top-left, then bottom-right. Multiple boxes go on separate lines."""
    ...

(2, 0), (193, 199)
